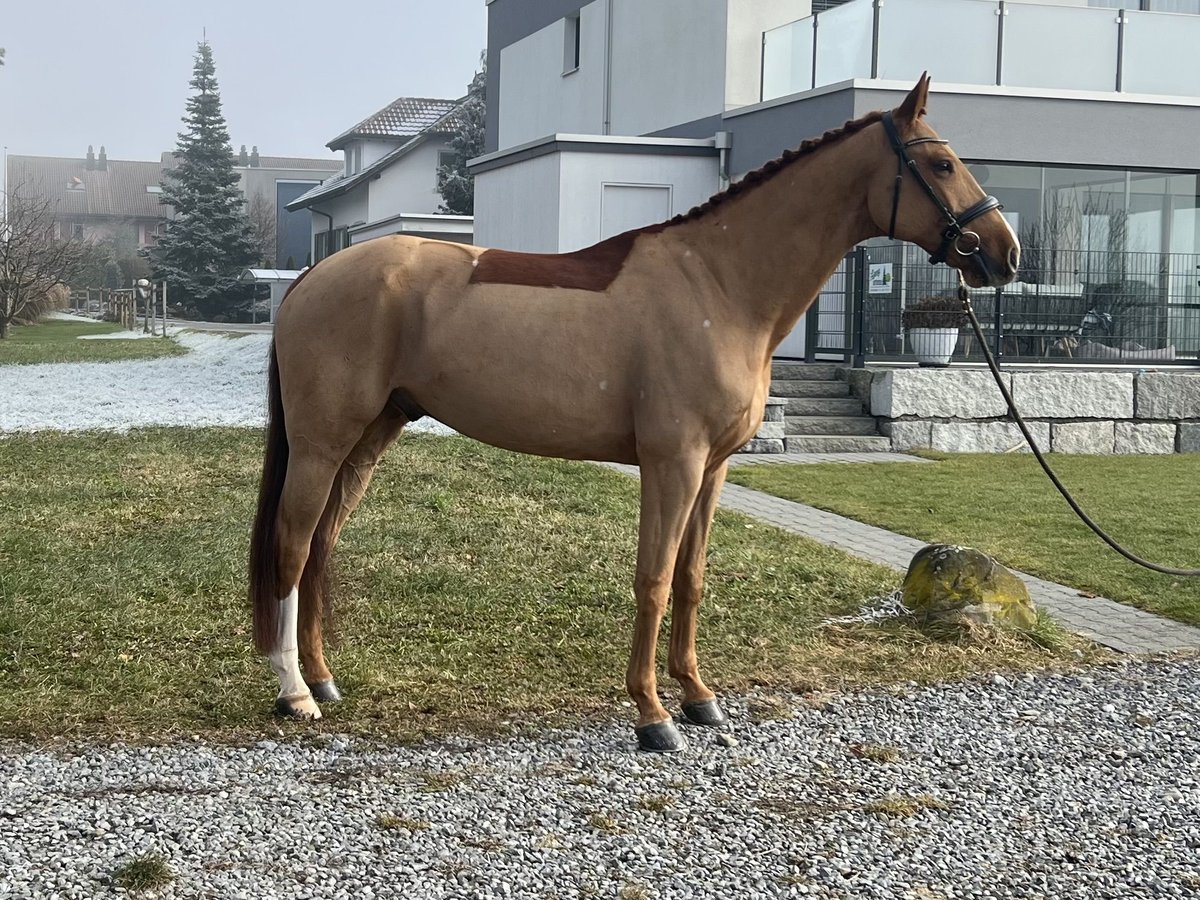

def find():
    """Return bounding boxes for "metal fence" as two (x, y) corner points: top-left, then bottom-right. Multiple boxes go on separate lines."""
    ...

(802, 243), (1200, 366)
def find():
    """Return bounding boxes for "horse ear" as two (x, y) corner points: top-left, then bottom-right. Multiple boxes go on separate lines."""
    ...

(895, 72), (931, 126)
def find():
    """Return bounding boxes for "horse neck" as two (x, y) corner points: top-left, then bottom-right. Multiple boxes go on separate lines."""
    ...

(670, 132), (881, 345)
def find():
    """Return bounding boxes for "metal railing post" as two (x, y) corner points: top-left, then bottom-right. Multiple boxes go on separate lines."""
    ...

(871, 0), (881, 79)
(993, 286), (1004, 362)
(996, 1), (1006, 86)
(1115, 9), (1126, 93)
(811, 15), (819, 91)
(853, 248), (869, 368)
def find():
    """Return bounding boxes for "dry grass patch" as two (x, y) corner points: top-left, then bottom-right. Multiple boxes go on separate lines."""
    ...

(637, 793), (676, 812)
(848, 743), (901, 763)
(113, 853), (174, 892)
(865, 794), (948, 818)
(375, 813), (430, 832)
(417, 770), (464, 792)
(588, 813), (622, 833)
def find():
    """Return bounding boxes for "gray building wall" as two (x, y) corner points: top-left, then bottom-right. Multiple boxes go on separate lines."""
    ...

(725, 83), (1200, 177)
(486, 0), (590, 152)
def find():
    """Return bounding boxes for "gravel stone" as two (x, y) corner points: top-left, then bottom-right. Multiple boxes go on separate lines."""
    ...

(2, 659), (1197, 898)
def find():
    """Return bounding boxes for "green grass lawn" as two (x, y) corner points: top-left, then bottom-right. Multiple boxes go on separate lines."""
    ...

(727, 453), (1200, 627)
(0, 430), (1091, 742)
(0, 318), (186, 366)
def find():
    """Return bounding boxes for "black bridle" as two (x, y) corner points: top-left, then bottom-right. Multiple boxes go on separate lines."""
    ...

(881, 110), (1002, 267)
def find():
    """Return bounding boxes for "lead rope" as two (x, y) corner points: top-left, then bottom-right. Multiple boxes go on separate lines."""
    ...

(958, 276), (1200, 577)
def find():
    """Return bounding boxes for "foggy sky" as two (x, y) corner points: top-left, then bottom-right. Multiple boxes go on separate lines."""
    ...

(0, 0), (487, 163)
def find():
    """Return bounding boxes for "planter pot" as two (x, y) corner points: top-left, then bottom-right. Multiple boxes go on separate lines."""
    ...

(908, 327), (960, 367)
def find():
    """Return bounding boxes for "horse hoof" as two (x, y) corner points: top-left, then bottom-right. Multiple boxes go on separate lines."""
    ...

(274, 694), (322, 721)
(682, 698), (728, 727)
(635, 720), (686, 754)
(308, 680), (343, 703)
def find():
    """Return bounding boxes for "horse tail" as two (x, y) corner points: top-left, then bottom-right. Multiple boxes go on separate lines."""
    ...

(251, 340), (288, 654)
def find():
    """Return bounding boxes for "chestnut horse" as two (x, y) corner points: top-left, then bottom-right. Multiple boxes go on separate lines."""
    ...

(250, 76), (1019, 752)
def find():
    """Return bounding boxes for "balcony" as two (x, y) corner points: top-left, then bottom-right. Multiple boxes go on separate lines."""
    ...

(762, 0), (1200, 102)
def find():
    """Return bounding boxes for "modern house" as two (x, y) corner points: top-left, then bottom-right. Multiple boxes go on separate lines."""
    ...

(286, 95), (475, 262)
(474, 0), (1200, 454)
(6, 147), (341, 271)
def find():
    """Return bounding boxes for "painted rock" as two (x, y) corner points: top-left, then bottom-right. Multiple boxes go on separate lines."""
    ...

(901, 544), (1036, 630)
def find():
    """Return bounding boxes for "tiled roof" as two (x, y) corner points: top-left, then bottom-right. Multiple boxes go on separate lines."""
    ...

(327, 96), (461, 149)
(6, 155), (165, 220)
(253, 156), (342, 171)
(159, 152), (341, 172)
(289, 99), (467, 211)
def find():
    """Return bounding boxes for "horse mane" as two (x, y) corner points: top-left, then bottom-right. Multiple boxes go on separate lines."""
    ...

(662, 110), (886, 228)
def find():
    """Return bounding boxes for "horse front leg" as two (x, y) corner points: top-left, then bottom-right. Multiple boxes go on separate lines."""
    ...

(627, 452), (705, 753)
(669, 459), (729, 728)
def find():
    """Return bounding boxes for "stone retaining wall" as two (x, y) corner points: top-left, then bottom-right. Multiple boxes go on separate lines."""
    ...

(739, 397), (786, 453)
(858, 368), (1200, 454)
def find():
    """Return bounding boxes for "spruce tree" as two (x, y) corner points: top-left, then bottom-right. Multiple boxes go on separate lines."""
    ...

(151, 42), (258, 320)
(437, 58), (486, 216)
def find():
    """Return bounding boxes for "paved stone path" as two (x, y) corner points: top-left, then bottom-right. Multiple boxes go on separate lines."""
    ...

(727, 451), (929, 466)
(604, 455), (1200, 655)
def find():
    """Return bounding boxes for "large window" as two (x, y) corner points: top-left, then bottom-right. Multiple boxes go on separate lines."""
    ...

(563, 13), (581, 74)
(314, 226), (350, 262)
(971, 163), (1200, 259)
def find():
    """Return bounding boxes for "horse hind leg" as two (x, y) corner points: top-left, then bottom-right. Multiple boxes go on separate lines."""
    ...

(297, 404), (408, 704)
(270, 447), (347, 719)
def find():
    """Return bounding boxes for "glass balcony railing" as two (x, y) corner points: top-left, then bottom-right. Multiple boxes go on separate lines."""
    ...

(761, 0), (1200, 102)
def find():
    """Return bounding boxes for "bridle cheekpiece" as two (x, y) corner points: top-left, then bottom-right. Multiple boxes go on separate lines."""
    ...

(881, 110), (1002, 267)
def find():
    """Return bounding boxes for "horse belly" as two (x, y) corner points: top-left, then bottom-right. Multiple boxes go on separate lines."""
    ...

(415, 370), (639, 463)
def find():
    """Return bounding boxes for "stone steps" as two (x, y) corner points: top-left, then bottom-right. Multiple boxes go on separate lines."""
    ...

(768, 379), (851, 398)
(785, 415), (880, 436)
(784, 396), (865, 417)
(770, 362), (840, 381)
(784, 435), (894, 453)
(743, 362), (891, 455)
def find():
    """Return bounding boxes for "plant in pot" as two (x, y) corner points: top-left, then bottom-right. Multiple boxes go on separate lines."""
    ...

(902, 296), (968, 367)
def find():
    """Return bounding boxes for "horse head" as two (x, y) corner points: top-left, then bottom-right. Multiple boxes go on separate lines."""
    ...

(867, 74), (1020, 288)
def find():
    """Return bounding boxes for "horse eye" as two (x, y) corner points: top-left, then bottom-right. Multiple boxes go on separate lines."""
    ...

(935, 159), (954, 175)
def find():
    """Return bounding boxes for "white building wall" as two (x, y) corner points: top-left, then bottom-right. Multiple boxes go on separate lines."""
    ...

(360, 139), (403, 168)
(607, 0), (726, 136)
(556, 150), (719, 251)
(725, 0), (809, 109)
(367, 140), (449, 222)
(313, 188), (369, 231)
(473, 153), (562, 252)
(497, 2), (608, 149)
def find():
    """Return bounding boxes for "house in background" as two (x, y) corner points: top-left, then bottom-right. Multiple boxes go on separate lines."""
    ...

(286, 95), (474, 262)
(162, 147), (342, 268)
(7, 147), (167, 253)
(7, 146), (341, 272)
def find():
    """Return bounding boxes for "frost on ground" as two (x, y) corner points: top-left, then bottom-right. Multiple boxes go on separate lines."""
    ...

(0, 331), (455, 435)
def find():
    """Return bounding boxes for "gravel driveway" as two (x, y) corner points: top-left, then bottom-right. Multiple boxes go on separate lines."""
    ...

(4, 658), (1197, 899)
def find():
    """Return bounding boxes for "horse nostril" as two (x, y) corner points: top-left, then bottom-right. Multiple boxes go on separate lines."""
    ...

(1008, 246), (1020, 273)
